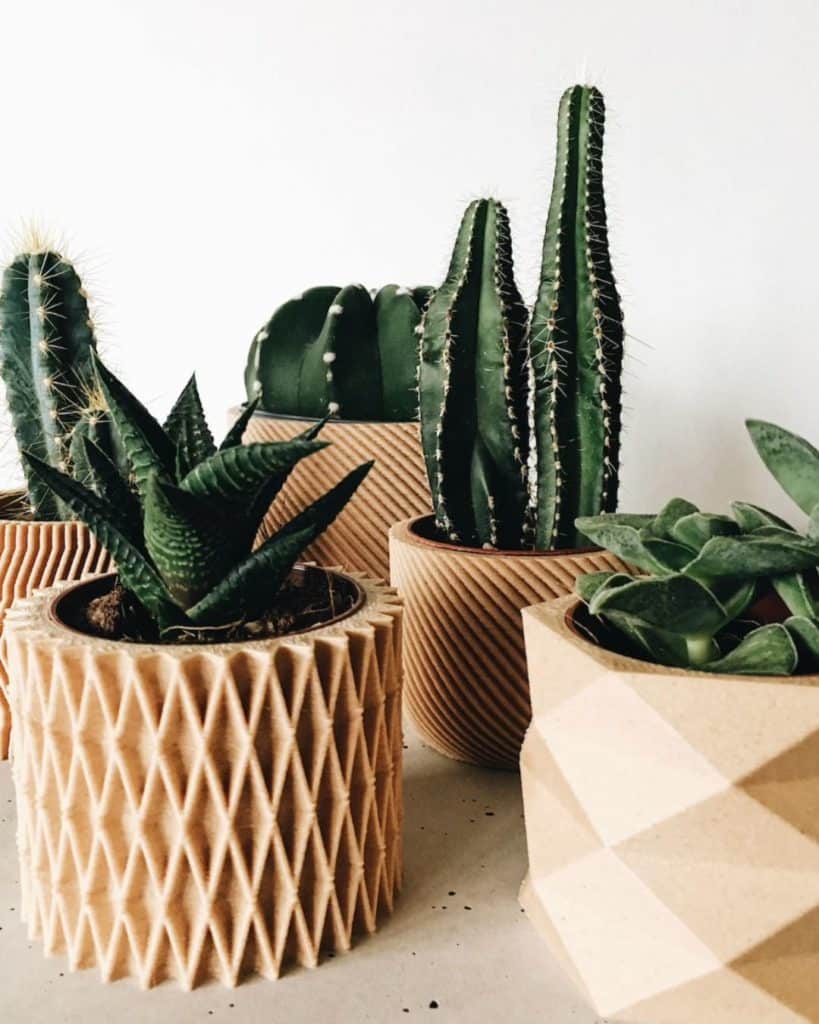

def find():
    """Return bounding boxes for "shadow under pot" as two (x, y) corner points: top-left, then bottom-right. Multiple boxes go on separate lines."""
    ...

(232, 407), (431, 583)
(0, 489), (110, 761)
(388, 515), (625, 771)
(3, 567), (404, 989)
(519, 594), (819, 1024)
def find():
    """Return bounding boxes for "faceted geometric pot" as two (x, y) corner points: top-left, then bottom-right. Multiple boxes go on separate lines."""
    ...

(520, 594), (819, 1024)
(388, 515), (625, 771)
(3, 568), (404, 989)
(233, 408), (431, 582)
(0, 490), (110, 761)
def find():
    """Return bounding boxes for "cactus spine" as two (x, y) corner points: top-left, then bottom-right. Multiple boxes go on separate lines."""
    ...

(0, 247), (116, 520)
(530, 85), (624, 548)
(246, 283), (432, 422)
(420, 84), (624, 552)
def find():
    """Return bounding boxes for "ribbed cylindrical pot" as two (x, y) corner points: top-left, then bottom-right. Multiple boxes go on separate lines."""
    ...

(388, 515), (625, 771)
(234, 408), (431, 582)
(0, 490), (110, 761)
(520, 594), (819, 1024)
(4, 570), (404, 989)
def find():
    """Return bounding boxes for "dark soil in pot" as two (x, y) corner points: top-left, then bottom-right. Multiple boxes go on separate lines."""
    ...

(55, 565), (363, 645)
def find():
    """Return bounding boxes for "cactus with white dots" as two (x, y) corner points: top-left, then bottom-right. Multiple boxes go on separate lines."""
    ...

(245, 283), (433, 422)
(420, 84), (624, 551)
(0, 248), (118, 519)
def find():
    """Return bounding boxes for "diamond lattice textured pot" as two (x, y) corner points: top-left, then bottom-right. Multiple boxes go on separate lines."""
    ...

(234, 408), (431, 582)
(520, 593), (819, 1024)
(388, 516), (625, 771)
(0, 490), (110, 760)
(3, 569), (404, 988)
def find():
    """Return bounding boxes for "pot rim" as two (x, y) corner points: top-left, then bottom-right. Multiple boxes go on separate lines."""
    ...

(47, 564), (367, 650)
(558, 594), (819, 685)
(392, 514), (602, 559)
(230, 403), (419, 428)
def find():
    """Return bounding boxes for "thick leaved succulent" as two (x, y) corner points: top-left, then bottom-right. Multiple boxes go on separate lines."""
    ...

(574, 420), (819, 676)
(24, 354), (371, 639)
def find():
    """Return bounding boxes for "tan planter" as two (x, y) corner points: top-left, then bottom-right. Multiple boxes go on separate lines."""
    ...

(519, 593), (819, 1024)
(235, 408), (431, 582)
(4, 569), (404, 989)
(0, 490), (110, 761)
(388, 515), (625, 771)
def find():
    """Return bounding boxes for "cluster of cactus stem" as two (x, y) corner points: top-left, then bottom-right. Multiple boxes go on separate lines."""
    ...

(26, 355), (371, 639)
(246, 283), (433, 422)
(420, 85), (624, 551)
(575, 420), (819, 676)
(0, 244), (121, 520)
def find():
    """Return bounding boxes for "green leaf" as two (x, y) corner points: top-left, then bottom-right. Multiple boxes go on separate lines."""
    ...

(644, 498), (700, 539)
(186, 525), (315, 626)
(642, 537), (699, 571)
(576, 571), (631, 604)
(574, 519), (673, 575)
(22, 453), (182, 630)
(577, 513), (655, 531)
(590, 574), (730, 637)
(92, 352), (176, 497)
(707, 624), (798, 676)
(143, 473), (245, 609)
(731, 501), (795, 534)
(747, 419), (819, 516)
(784, 615), (819, 671)
(179, 439), (327, 505)
(79, 437), (143, 546)
(163, 375), (216, 475)
(219, 396), (260, 451)
(669, 513), (738, 550)
(684, 531), (819, 582)
(275, 460), (374, 541)
(773, 572), (817, 619)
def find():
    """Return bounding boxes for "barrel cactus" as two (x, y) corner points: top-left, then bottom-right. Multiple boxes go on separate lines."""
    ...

(245, 283), (433, 422)
(420, 84), (624, 551)
(25, 355), (371, 639)
(0, 243), (120, 520)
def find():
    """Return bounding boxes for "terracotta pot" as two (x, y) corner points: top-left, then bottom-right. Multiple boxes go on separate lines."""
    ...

(3, 568), (404, 988)
(388, 515), (625, 771)
(519, 594), (819, 1024)
(233, 408), (431, 582)
(0, 490), (110, 761)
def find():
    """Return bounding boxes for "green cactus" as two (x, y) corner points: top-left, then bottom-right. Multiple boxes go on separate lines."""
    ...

(245, 283), (433, 422)
(420, 85), (624, 551)
(0, 245), (120, 519)
(24, 355), (371, 639)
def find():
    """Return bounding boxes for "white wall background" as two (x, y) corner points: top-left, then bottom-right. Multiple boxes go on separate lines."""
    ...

(1, 0), (817, 519)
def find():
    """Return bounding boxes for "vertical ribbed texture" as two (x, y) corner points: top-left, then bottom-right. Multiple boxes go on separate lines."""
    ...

(4, 574), (404, 988)
(389, 517), (625, 770)
(236, 411), (431, 582)
(0, 500), (110, 759)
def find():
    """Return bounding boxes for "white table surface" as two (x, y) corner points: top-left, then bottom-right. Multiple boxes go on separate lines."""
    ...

(0, 727), (604, 1024)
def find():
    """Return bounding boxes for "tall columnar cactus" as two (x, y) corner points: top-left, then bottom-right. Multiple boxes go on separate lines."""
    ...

(530, 84), (624, 549)
(420, 84), (624, 551)
(0, 246), (119, 520)
(245, 283), (433, 422)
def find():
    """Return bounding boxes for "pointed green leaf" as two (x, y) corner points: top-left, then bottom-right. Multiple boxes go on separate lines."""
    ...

(276, 460), (373, 541)
(576, 571), (631, 604)
(747, 419), (819, 516)
(685, 531), (819, 582)
(163, 375), (216, 474)
(220, 396), (260, 451)
(707, 624), (798, 676)
(574, 518), (675, 575)
(644, 498), (700, 539)
(92, 352), (176, 497)
(669, 513), (738, 550)
(773, 572), (817, 619)
(731, 501), (795, 534)
(179, 439), (327, 504)
(144, 473), (245, 609)
(785, 616), (819, 671)
(186, 525), (315, 626)
(79, 437), (143, 546)
(22, 453), (182, 629)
